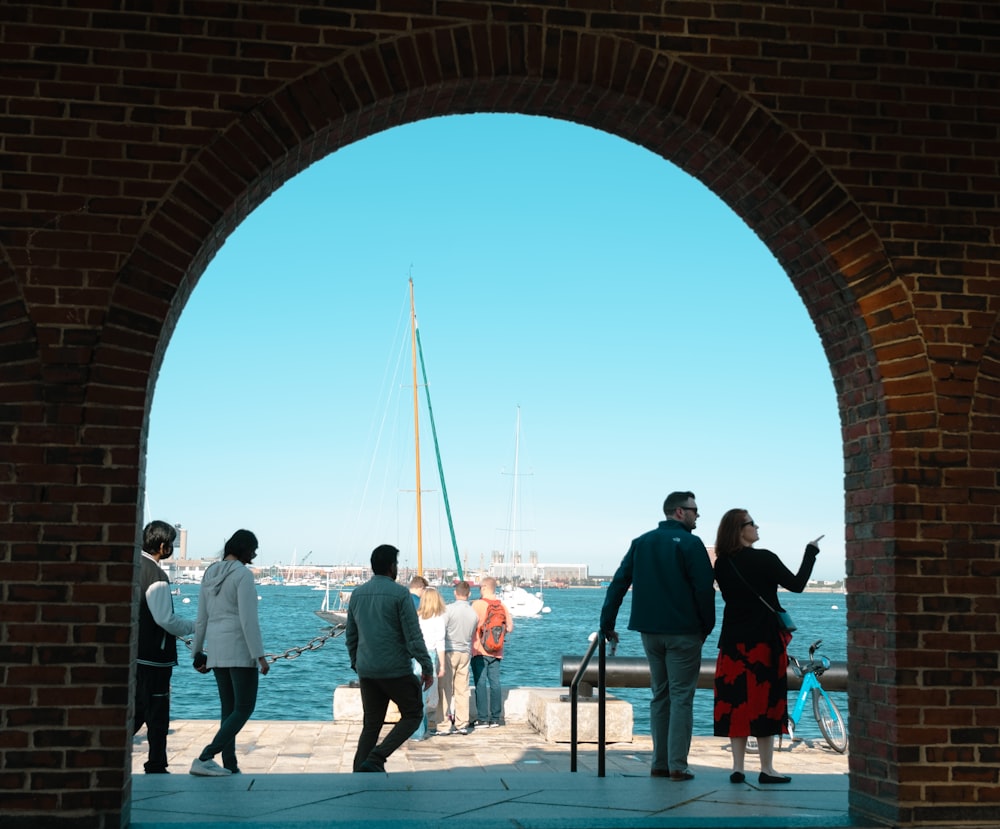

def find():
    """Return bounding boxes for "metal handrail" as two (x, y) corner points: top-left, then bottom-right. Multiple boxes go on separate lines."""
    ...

(569, 631), (608, 776)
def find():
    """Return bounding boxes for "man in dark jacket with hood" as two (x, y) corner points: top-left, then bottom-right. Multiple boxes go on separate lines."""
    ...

(134, 520), (195, 773)
(600, 491), (715, 781)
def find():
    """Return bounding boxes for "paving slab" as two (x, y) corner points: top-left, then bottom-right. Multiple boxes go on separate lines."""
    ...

(130, 720), (867, 828)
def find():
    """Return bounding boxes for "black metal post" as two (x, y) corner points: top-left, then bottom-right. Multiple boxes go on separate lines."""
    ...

(568, 632), (600, 773)
(598, 631), (606, 777)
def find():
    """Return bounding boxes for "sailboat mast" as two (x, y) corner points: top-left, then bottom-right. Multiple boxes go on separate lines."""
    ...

(410, 278), (423, 576)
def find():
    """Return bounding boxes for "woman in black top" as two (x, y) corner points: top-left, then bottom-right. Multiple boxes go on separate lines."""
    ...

(712, 508), (820, 785)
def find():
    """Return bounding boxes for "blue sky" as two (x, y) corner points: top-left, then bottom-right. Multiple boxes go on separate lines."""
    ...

(145, 114), (845, 581)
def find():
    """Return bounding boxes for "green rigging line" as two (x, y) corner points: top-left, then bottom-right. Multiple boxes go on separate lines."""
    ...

(415, 327), (463, 580)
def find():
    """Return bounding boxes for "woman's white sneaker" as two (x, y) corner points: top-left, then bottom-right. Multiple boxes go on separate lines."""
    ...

(190, 758), (231, 776)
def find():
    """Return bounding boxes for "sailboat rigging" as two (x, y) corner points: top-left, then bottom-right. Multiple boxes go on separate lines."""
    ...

(409, 278), (463, 580)
(409, 280), (424, 573)
(498, 406), (549, 618)
(316, 278), (463, 627)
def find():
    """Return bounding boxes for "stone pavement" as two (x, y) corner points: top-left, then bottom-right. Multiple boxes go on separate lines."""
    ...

(130, 720), (867, 828)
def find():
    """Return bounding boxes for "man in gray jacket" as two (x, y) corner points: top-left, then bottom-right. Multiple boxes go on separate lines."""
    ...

(346, 544), (433, 773)
(600, 491), (715, 781)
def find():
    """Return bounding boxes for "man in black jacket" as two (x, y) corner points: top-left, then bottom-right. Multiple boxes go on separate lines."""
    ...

(601, 491), (716, 781)
(134, 520), (195, 773)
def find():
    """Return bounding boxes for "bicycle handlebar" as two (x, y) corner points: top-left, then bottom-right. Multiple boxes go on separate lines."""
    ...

(790, 640), (831, 678)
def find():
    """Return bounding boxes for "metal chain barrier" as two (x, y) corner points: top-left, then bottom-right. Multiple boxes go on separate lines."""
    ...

(264, 625), (346, 663)
(178, 624), (346, 664)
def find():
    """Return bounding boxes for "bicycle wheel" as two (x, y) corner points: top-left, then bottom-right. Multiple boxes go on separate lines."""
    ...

(812, 689), (848, 753)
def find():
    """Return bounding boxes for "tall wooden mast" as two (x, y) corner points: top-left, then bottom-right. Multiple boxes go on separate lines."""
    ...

(409, 277), (423, 576)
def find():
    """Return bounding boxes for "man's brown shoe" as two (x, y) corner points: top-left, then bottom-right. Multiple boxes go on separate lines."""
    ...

(650, 768), (671, 777)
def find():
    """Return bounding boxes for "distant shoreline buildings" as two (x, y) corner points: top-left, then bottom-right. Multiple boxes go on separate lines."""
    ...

(159, 525), (844, 591)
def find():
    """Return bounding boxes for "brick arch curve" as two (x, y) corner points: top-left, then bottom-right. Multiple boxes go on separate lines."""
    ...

(95, 23), (920, 824)
(104, 21), (917, 442)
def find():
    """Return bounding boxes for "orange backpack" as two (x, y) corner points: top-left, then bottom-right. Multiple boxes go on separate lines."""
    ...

(480, 599), (507, 654)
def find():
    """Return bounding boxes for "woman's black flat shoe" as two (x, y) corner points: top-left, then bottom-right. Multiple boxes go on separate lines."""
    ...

(729, 772), (745, 784)
(758, 773), (791, 784)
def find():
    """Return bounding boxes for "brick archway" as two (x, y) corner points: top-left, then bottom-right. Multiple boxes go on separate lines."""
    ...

(103, 27), (903, 824)
(3, 7), (995, 828)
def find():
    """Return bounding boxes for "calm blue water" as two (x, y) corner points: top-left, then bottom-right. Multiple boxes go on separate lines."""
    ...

(167, 585), (847, 741)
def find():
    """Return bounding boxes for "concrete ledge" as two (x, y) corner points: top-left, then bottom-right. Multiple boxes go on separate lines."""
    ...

(333, 684), (537, 724)
(333, 685), (633, 744)
(526, 687), (633, 744)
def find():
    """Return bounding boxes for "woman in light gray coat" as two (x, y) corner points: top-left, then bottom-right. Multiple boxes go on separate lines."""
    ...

(189, 529), (269, 776)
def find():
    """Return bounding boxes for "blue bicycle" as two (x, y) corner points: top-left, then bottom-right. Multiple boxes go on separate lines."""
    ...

(784, 639), (847, 753)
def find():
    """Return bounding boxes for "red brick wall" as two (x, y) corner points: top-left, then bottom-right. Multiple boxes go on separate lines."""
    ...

(1, 3), (998, 826)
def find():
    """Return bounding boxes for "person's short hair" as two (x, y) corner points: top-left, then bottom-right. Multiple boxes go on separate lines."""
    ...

(480, 576), (497, 592)
(224, 529), (258, 564)
(454, 580), (471, 599)
(142, 520), (176, 554)
(370, 544), (399, 575)
(663, 491), (696, 516)
(409, 575), (428, 591)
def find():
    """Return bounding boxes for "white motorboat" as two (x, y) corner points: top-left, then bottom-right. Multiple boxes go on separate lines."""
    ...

(499, 584), (550, 618)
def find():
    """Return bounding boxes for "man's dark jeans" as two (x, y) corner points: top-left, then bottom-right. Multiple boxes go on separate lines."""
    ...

(354, 674), (424, 771)
(134, 664), (172, 772)
(471, 655), (503, 725)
